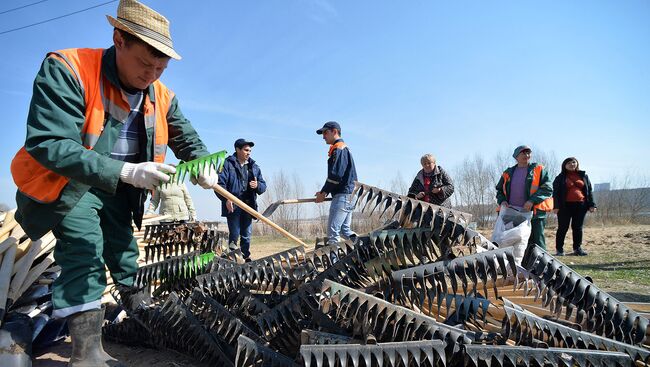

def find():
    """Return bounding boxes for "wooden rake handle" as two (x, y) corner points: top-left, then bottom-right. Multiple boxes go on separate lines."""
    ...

(213, 185), (307, 247)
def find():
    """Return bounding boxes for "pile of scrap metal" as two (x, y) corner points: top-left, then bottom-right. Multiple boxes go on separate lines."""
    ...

(0, 209), (61, 365)
(102, 181), (650, 367)
(0, 211), (191, 364)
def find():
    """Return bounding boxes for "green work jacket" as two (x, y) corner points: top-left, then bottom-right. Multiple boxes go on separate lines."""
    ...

(495, 163), (553, 219)
(15, 46), (209, 239)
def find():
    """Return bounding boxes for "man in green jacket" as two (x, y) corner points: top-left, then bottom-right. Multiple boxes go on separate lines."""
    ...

(10, 1), (218, 365)
(495, 145), (554, 250)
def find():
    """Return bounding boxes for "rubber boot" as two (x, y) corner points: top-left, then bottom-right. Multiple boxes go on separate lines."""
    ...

(67, 307), (124, 367)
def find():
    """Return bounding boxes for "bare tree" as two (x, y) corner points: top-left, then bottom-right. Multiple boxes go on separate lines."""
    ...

(291, 172), (305, 233)
(390, 171), (409, 196)
(454, 154), (498, 227)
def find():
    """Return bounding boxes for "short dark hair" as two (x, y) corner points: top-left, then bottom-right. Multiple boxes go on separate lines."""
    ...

(115, 28), (168, 59)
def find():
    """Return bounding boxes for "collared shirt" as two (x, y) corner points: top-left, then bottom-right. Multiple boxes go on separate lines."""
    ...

(110, 89), (143, 163)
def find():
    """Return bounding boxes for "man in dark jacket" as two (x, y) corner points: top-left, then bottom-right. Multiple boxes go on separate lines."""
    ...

(315, 121), (358, 245)
(217, 139), (267, 261)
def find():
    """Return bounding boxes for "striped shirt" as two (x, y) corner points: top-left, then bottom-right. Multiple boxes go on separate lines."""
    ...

(110, 90), (143, 162)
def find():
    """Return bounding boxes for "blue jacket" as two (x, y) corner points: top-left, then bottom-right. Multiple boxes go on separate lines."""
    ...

(217, 154), (266, 216)
(321, 139), (357, 195)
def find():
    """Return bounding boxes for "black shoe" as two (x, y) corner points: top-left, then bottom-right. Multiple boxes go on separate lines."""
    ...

(555, 251), (565, 256)
(573, 248), (588, 256)
(244, 257), (252, 263)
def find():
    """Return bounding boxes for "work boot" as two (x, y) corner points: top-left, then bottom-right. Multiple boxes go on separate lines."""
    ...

(67, 307), (124, 367)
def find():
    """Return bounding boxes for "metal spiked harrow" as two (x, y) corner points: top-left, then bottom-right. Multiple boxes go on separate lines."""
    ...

(300, 329), (355, 345)
(256, 250), (373, 355)
(300, 340), (447, 367)
(102, 316), (154, 348)
(133, 250), (214, 295)
(463, 345), (632, 367)
(390, 247), (517, 312)
(185, 288), (265, 360)
(501, 301), (650, 364)
(235, 335), (298, 367)
(143, 222), (228, 263)
(319, 279), (480, 353)
(197, 246), (311, 295)
(520, 244), (649, 345)
(353, 182), (473, 238)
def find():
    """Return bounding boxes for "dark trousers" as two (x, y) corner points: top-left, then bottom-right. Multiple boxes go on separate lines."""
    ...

(528, 217), (546, 250)
(226, 207), (253, 258)
(556, 202), (587, 253)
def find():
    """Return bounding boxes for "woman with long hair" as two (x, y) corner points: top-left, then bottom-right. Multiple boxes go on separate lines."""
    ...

(552, 157), (597, 256)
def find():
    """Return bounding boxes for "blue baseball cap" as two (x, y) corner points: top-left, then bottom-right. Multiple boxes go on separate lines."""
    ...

(316, 121), (341, 135)
(234, 138), (254, 149)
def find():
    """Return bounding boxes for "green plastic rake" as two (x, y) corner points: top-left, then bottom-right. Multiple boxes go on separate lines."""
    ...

(161, 150), (228, 187)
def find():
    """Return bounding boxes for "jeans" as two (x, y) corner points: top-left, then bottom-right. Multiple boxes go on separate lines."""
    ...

(327, 193), (356, 244)
(226, 207), (253, 258)
(556, 202), (588, 253)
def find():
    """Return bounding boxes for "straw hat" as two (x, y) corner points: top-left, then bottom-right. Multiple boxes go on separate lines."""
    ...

(106, 0), (181, 60)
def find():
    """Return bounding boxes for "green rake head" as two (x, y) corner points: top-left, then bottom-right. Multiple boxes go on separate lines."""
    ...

(161, 150), (228, 187)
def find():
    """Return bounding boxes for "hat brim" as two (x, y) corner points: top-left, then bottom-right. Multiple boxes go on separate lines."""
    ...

(107, 15), (181, 60)
(316, 128), (325, 135)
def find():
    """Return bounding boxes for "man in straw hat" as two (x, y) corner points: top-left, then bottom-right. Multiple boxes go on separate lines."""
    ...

(10, 0), (219, 365)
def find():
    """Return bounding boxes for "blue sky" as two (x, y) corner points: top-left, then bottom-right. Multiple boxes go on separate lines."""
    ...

(1, 0), (649, 219)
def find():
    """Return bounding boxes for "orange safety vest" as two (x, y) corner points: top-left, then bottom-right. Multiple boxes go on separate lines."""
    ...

(499, 164), (553, 213)
(11, 48), (171, 203)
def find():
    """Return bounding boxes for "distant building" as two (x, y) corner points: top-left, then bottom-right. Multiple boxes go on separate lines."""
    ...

(594, 183), (610, 192)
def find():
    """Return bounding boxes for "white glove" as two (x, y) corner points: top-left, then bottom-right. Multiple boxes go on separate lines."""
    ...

(120, 162), (176, 190)
(190, 165), (219, 189)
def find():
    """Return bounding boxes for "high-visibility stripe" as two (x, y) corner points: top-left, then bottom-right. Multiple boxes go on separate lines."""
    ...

(49, 52), (84, 94)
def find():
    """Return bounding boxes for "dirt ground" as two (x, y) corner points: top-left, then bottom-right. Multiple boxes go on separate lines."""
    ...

(32, 224), (650, 366)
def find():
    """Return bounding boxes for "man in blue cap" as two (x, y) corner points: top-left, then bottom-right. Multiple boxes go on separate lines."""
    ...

(217, 138), (267, 261)
(315, 121), (358, 244)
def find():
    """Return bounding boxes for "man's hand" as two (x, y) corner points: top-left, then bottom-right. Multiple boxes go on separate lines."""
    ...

(523, 201), (534, 212)
(415, 192), (425, 199)
(226, 200), (234, 213)
(431, 187), (442, 194)
(190, 165), (219, 189)
(315, 191), (327, 203)
(120, 162), (176, 190)
(249, 178), (258, 190)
